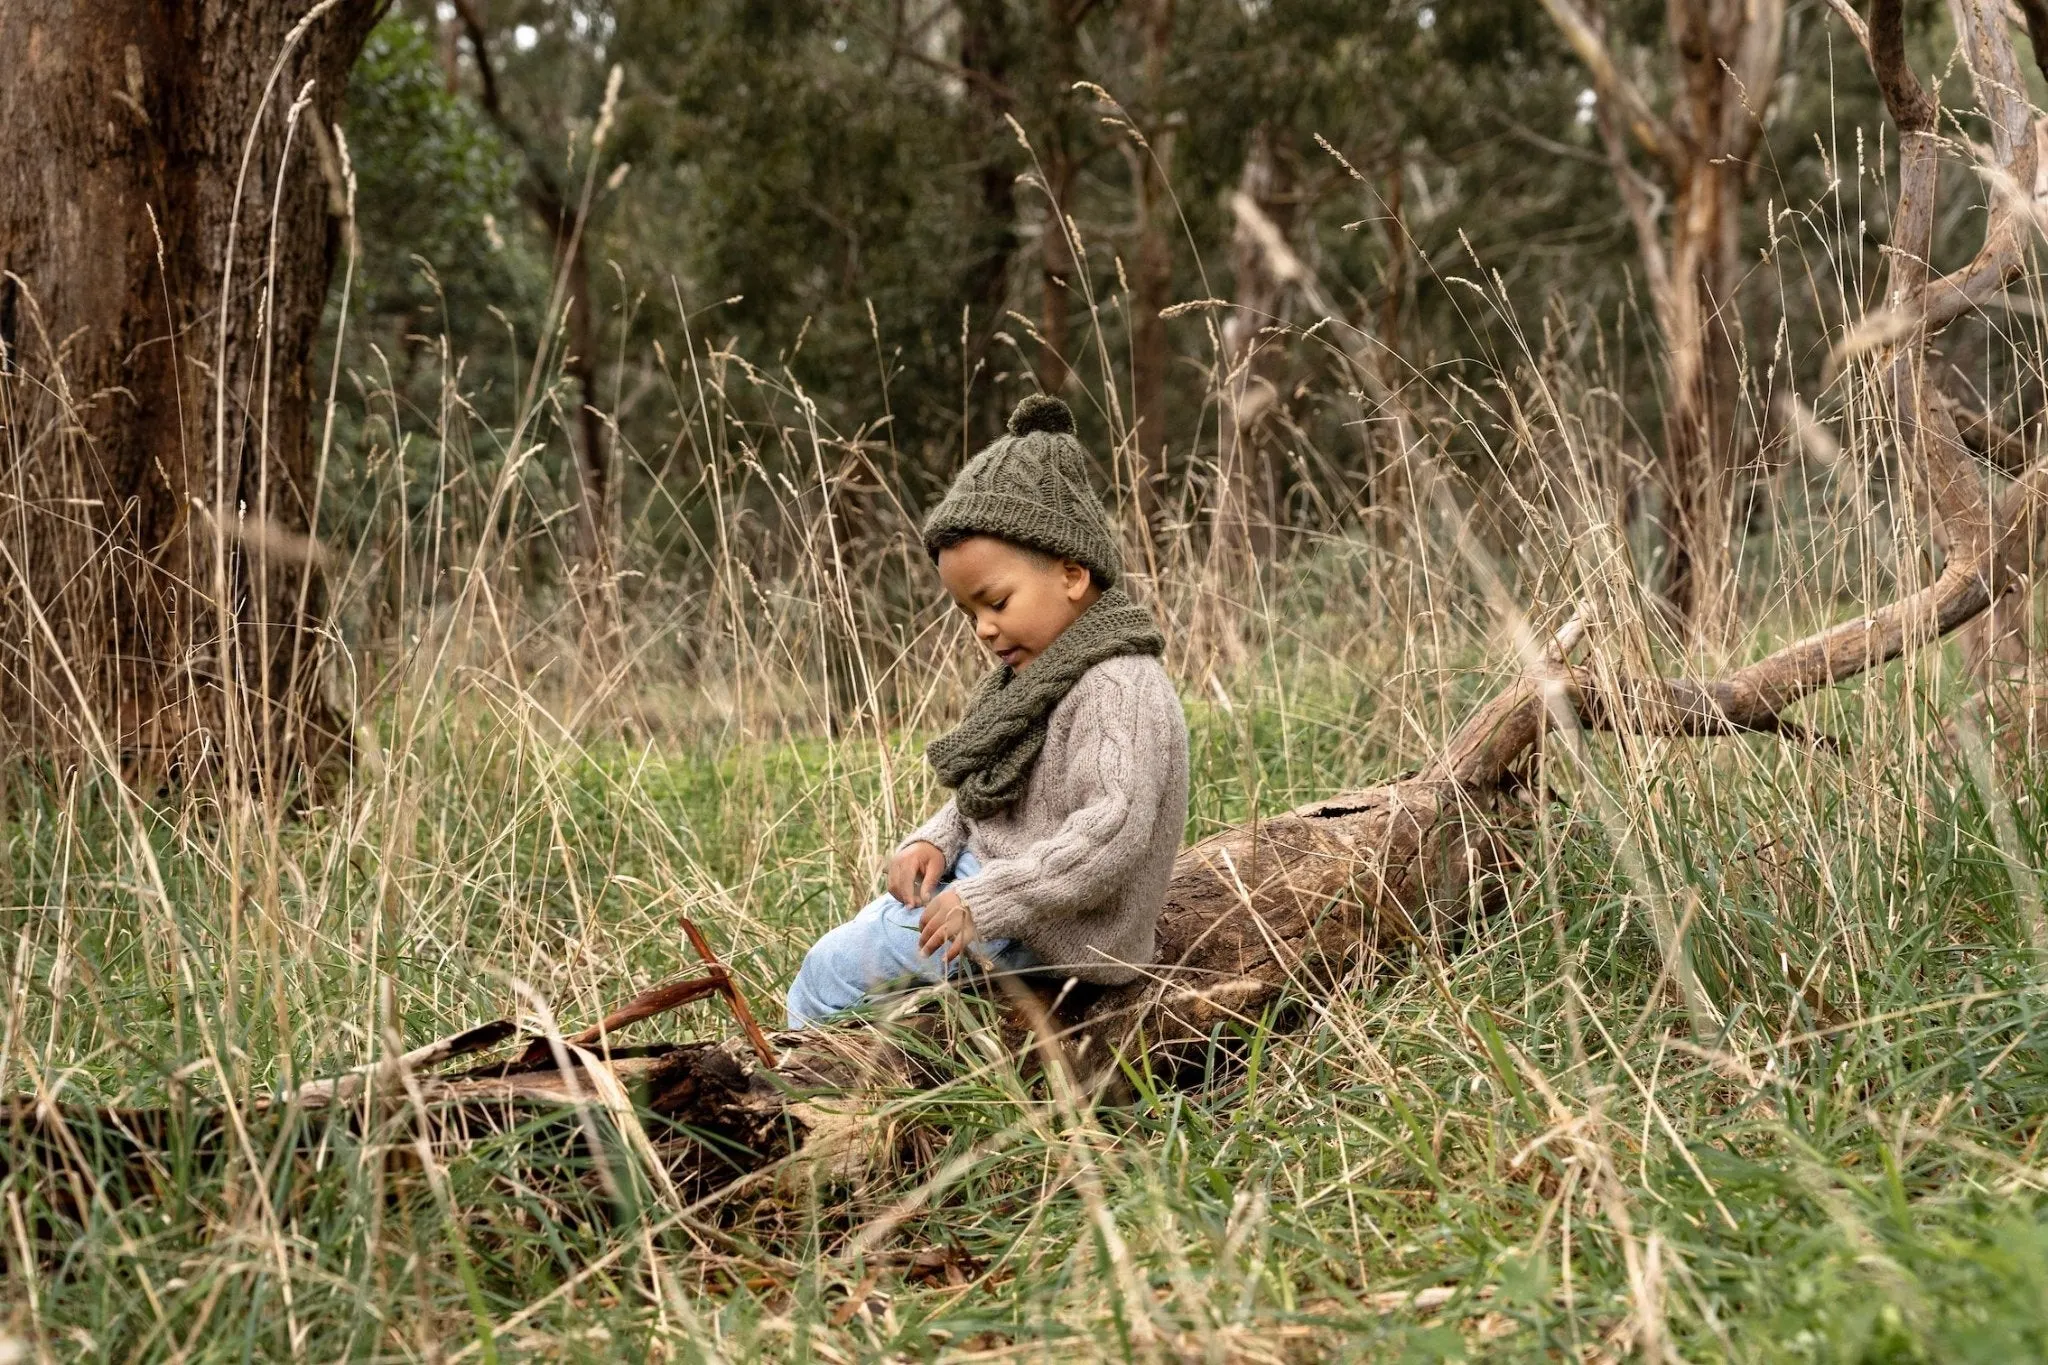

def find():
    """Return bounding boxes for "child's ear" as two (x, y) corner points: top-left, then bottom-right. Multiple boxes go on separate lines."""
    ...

(1063, 559), (1092, 600)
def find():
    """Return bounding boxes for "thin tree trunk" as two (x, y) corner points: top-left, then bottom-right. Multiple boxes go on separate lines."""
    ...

(959, 0), (1020, 443)
(1657, 155), (1743, 635)
(1374, 147), (1414, 535)
(1036, 0), (1084, 396)
(1544, 0), (1784, 647)
(1126, 0), (1177, 539)
(562, 234), (612, 578)
(0, 0), (378, 793)
(1218, 123), (1292, 566)
(1379, 151), (1408, 369)
(1038, 140), (1078, 395)
(1929, 0), (2048, 750)
(452, 0), (613, 600)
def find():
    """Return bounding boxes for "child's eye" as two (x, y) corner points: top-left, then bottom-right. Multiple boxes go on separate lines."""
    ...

(990, 599), (1007, 612)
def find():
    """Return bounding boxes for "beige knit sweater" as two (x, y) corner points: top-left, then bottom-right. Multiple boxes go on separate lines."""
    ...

(901, 654), (1188, 984)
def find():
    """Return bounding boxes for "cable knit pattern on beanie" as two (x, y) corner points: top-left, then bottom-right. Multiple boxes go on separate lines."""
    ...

(921, 393), (1123, 587)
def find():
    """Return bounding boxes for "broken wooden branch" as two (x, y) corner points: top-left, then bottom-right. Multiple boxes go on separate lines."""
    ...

(510, 917), (778, 1070)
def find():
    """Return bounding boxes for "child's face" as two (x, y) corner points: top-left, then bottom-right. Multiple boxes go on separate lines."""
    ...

(936, 536), (1101, 671)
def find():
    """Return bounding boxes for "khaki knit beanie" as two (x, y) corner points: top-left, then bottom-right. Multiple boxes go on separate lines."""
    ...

(922, 395), (1122, 587)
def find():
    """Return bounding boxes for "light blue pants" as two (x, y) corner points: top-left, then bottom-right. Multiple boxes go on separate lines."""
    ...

(785, 850), (1041, 1028)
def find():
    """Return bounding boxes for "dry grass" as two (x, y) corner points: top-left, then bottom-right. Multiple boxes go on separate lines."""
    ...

(6, 51), (2048, 1363)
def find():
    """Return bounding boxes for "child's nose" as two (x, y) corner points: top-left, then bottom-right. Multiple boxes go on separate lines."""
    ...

(976, 615), (1000, 639)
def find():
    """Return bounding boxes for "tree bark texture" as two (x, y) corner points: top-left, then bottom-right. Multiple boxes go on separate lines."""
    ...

(0, 0), (381, 790)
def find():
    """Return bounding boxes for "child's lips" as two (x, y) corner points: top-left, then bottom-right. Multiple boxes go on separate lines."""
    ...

(996, 644), (1027, 667)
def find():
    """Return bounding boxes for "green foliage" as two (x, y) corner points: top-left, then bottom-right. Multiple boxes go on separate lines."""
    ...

(345, 15), (531, 348)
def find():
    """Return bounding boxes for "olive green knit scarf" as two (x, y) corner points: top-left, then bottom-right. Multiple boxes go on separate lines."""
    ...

(928, 585), (1165, 820)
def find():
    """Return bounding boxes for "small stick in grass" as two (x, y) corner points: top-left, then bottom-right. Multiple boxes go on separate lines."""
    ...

(512, 917), (778, 1070)
(680, 917), (780, 1070)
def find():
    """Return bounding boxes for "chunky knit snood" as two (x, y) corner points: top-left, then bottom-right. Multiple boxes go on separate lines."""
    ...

(927, 584), (1164, 820)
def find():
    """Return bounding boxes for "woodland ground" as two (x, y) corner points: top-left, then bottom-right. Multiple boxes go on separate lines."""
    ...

(5, 530), (2048, 1362)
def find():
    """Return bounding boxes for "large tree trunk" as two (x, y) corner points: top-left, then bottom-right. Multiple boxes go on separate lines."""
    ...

(0, 0), (379, 793)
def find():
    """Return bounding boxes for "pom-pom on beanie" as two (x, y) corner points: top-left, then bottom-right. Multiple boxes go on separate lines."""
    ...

(921, 394), (1122, 587)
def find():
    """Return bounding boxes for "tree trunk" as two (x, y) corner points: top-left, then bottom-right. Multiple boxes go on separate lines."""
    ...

(1544, 0), (1784, 647)
(451, 0), (614, 613)
(959, 0), (1020, 444)
(1657, 154), (1743, 636)
(1888, 0), (2048, 753)
(1126, 0), (1176, 541)
(562, 233), (612, 580)
(0, 0), (379, 793)
(1035, 0), (1083, 397)
(1217, 123), (1292, 568)
(1373, 148), (1415, 537)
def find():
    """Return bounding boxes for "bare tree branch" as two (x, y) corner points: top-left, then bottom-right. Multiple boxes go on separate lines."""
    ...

(1837, 0), (2041, 354)
(1821, 0), (1873, 59)
(1537, 0), (1688, 177)
(1866, 0), (1937, 134)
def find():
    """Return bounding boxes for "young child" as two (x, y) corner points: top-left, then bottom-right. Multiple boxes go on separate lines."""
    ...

(785, 394), (1189, 1028)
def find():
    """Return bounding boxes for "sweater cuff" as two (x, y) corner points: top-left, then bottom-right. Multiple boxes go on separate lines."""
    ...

(948, 868), (1036, 943)
(900, 800), (968, 864)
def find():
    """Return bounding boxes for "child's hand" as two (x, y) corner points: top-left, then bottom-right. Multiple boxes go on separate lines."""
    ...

(917, 889), (977, 964)
(888, 841), (948, 908)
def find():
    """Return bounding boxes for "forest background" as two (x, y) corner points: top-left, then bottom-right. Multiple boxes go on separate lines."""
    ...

(9, 0), (2048, 1359)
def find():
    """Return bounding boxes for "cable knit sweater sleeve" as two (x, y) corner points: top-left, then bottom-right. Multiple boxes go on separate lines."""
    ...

(899, 798), (969, 863)
(946, 659), (1183, 947)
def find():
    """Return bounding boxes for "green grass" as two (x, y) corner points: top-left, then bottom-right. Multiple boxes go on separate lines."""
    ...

(6, 641), (2048, 1363)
